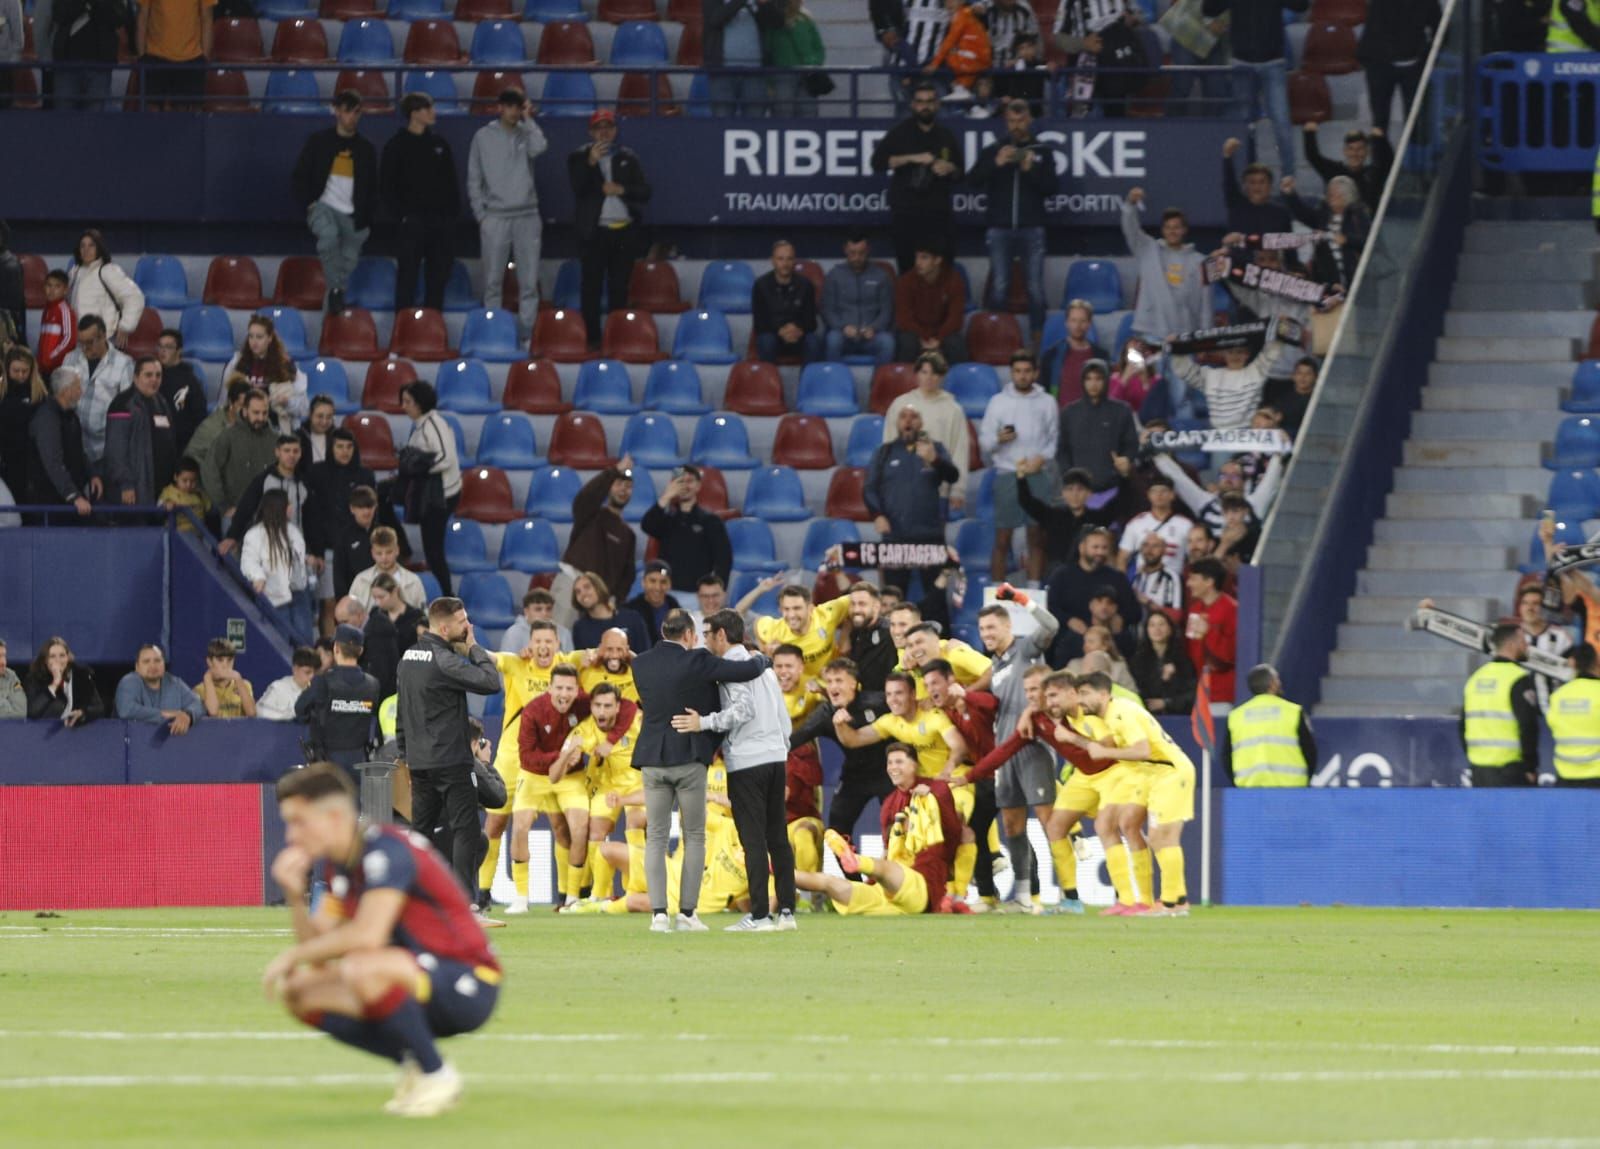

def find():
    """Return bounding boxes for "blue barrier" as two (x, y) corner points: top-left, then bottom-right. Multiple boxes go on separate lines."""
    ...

(0, 528), (168, 664)
(0, 719), (306, 786)
(0, 722), (134, 784)
(1478, 52), (1600, 172)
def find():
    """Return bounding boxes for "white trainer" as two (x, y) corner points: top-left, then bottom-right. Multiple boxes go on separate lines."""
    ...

(392, 1062), (462, 1118)
(650, 912), (673, 933)
(675, 912), (709, 932)
(775, 912), (798, 932)
(383, 1055), (420, 1115)
(724, 914), (777, 932)
(503, 897), (529, 916)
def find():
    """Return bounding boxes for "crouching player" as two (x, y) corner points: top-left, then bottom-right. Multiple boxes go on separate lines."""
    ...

(262, 763), (501, 1117)
(794, 743), (963, 915)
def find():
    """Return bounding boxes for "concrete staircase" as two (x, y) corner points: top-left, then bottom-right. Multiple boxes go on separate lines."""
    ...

(1315, 219), (1596, 718)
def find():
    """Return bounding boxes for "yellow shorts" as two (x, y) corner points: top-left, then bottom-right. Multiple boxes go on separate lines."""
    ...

(588, 764), (643, 820)
(513, 770), (590, 816)
(486, 750), (520, 817)
(834, 867), (930, 916)
(1054, 763), (1146, 817)
(1146, 760), (1196, 826)
(951, 784), (974, 824)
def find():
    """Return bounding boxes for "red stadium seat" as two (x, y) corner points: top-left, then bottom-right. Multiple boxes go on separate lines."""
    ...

(271, 18), (330, 62)
(772, 414), (836, 470)
(321, 0), (380, 17)
(335, 68), (393, 112)
(966, 311), (1025, 365)
(273, 256), (327, 310)
(1300, 23), (1360, 75)
(202, 256), (265, 309)
(1587, 315), (1600, 361)
(362, 358), (418, 413)
(665, 0), (699, 22)
(968, 418), (983, 473)
(205, 68), (254, 112)
(343, 413), (399, 470)
(547, 412), (615, 468)
(675, 19), (702, 64)
(617, 71), (679, 117)
(600, 309), (663, 363)
(982, 260), (1031, 314)
(472, 69), (525, 113)
(125, 307), (165, 359)
(21, 254), (47, 308)
(502, 359), (571, 413)
(723, 360), (786, 416)
(390, 308), (455, 361)
(696, 464), (738, 520)
(792, 260), (826, 301)
(531, 308), (594, 362)
(868, 362), (916, 414)
(213, 17), (265, 62)
(628, 260), (688, 312)
(403, 20), (464, 64)
(1310, 0), (1365, 24)
(1288, 71), (1332, 125)
(456, 0), (514, 18)
(824, 467), (872, 521)
(536, 21), (597, 66)
(457, 466), (522, 523)
(11, 66), (41, 109)
(598, 0), (658, 21)
(322, 308), (384, 361)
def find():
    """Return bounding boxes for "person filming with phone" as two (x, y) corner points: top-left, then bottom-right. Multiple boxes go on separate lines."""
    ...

(865, 398), (961, 596)
(641, 463), (733, 592)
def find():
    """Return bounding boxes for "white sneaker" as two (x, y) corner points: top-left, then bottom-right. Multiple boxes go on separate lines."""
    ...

(675, 912), (709, 932)
(392, 1062), (462, 1118)
(470, 905), (507, 929)
(383, 1055), (420, 1115)
(999, 897), (1041, 916)
(650, 912), (673, 933)
(991, 853), (1012, 876)
(503, 896), (529, 916)
(775, 912), (798, 932)
(724, 914), (777, 932)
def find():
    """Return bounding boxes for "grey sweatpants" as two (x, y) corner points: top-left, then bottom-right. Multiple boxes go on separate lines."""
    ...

(480, 211), (542, 335)
(643, 762), (707, 916)
(307, 203), (369, 295)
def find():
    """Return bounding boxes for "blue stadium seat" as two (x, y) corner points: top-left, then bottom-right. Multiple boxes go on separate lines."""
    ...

(1547, 416), (1600, 470)
(458, 572), (516, 629)
(608, 20), (668, 64)
(525, 0), (588, 19)
(431, 260), (477, 313)
(525, 465), (585, 522)
(1211, 279), (1233, 317)
(686, 71), (711, 118)
(470, 19), (528, 64)
(390, 0), (447, 16)
(482, 692), (505, 725)
(952, 575), (992, 626)
(1523, 518), (1589, 573)
(477, 413), (544, 468)
(460, 308), (523, 362)
(672, 310), (737, 364)
(728, 569), (784, 614)
(256, 0), (315, 17)
(970, 468), (997, 522)
(347, 258), (397, 310)
(690, 413), (757, 469)
(845, 414), (885, 467)
(133, 255), (194, 309)
(742, 465), (812, 522)
(263, 69), (325, 114)
(263, 307), (311, 361)
(1036, 311), (1067, 389)
(1109, 311), (1136, 357)
(437, 411), (469, 462)
(499, 518), (561, 572)
(180, 306), (236, 362)
(306, 358), (356, 414)
(436, 358), (500, 414)
(952, 519), (995, 573)
(337, 19), (396, 64)
(726, 519), (787, 574)
(572, 359), (636, 414)
(444, 518), (497, 573)
(618, 412), (686, 467)
(697, 262), (756, 314)
(1065, 260), (1124, 313)
(1566, 362), (1600, 414)
(540, 71), (597, 116)
(418, 571), (443, 601)
(641, 360), (709, 414)
(618, 466), (657, 523)
(801, 518), (861, 571)
(551, 258), (588, 310)
(402, 69), (462, 113)
(946, 362), (1001, 419)
(795, 362), (859, 417)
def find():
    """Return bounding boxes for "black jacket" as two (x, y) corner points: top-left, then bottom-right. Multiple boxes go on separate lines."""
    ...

(1014, 483), (1115, 575)
(1045, 559), (1143, 666)
(789, 689), (890, 783)
(869, 0), (906, 38)
(334, 521), (375, 599)
(52, 0), (127, 61)
(1056, 394), (1139, 491)
(1284, 192), (1370, 288)
(629, 639), (770, 767)
(158, 361), (209, 455)
(29, 400), (93, 505)
(393, 631), (501, 771)
(871, 117), (964, 217)
(104, 387), (177, 504)
(1304, 129), (1393, 209)
(1130, 640), (1197, 715)
(295, 664), (382, 753)
(968, 136), (1060, 229)
(228, 465), (324, 551)
(751, 271), (818, 337)
(26, 665), (105, 723)
(294, 128), (380, 231)
(1357, 0), (1441, 64)
(1201, 0), (1309, 62)
(308, 455), (376, 537)
(1222, 155), (1295, 237)
(640, 502), (733, 590)
(0, 249), (23, 342)
(380, 128), (461, 222)
(842, 620), (896, 694)
(362, 610), (403, 699)
(567, 143), (652, 242)
(865, 438), (959, 542)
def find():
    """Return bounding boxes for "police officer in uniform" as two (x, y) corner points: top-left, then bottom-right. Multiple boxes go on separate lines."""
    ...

(1226, 663), (1316, 788)
(294, 624), (382, 775)
(1545, 643), (1600, 788)
(1460, 623), (1540, 787)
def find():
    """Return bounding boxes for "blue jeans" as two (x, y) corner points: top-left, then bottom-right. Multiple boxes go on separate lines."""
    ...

(756, 331), (822, 364)
(824, 329), (895, 364)
(984, 226), (1047, 332)
(272, 589), (316, 646)
(53, 67), (113, 111)
(709, 70), (768, 117)
(1169, 40), (1231, 117)
(1240, 58), (1295, 176)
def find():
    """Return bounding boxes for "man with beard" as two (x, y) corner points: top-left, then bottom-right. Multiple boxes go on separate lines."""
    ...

(1046, 526), (1142, 666)
(837, 582), (896, 693)
(562, 458), (637, 606)
(577, 627), (640, 702)
(870, 83), (964, 273)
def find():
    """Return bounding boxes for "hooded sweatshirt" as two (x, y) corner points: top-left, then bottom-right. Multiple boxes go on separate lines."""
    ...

(1121, 198), (1211, 339)
(468, 118), (549, 220)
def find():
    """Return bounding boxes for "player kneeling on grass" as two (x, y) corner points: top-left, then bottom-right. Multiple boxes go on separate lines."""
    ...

(263, 763), (502, 1118)
(793, 743), (965, 915)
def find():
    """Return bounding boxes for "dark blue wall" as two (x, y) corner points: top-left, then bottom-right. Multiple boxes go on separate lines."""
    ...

(0, 528), (168, 664)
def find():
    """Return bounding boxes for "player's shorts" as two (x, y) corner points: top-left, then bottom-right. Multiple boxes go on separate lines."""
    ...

(833, 867), (930, 916)
(995, 746), (1058, 809)
(513, 770), (590, 815)
(951, 783), (975, 823)
(1146, 759), (1196, 826)
(992, 463), (1059, 531)
(1054, 763), (1146, 817)
(414, 954), (501, 1038)
(589, 763), (643, 819)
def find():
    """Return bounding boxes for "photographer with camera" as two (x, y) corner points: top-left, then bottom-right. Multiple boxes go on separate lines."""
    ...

(641, 464), (732, 593)
(865, 398), (960, 596)
(968, 100), (1060, 343)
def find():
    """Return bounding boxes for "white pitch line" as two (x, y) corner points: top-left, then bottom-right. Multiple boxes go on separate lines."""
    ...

(1038, 1141), (1600, 1149)
(1104, 1038), (1600, 1059)
(0, 926), (287, 937)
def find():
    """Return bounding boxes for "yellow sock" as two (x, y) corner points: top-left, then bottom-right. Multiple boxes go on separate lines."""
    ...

(986, 822), (1001, 854)
(554, 852), (570, 901)
(1105, 845), (1132, 905)
(789, 824), (820, 875)
(512, 860), (529, 898)
(1156, 846), (1186, 905)
(589, 843), (615, 900)
(478, 834), (503, 892)
(624, 828), (647, 894)
(1130, 847), (1153, 907)
(565, 858), (588, 900)
(603, 896), (630, 915)
(952, 842), (976, 898)
(1049, 838), (1077, 893)
(858, 855), (878, 877)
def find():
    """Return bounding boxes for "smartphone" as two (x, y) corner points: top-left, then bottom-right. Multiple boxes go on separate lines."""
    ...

(1002, 424), (1016, 435)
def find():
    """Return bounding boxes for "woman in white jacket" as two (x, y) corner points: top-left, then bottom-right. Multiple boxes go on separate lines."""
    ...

(399, 380), (462, 596)
(240, 488), (314, 644)
(67, 229), (145, 348)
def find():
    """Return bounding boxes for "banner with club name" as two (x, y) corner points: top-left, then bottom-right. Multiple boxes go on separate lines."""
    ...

(1148, 428), (1293, 454)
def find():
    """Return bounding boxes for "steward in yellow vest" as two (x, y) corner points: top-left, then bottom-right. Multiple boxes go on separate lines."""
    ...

(1460, 624), (1539, 787)
(1227, 664), (1314, 788)
(1546, 642), (1600, 787)
(1548, 0), (1600, 52)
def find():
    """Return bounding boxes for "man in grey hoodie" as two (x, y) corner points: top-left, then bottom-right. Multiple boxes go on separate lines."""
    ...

(468, 89), (549, 339)
(1121, 187), (1211, 341)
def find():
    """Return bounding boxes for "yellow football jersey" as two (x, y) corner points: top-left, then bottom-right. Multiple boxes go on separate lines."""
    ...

(706, 761), (733, 827)
(577, 658), (640, 702)
(493, 649), (583, 719)
(872, 709), (959, 778)
(755, 596), (851, 681)
(897, 640), (991, 699)
(784, 685), (821, 726)
(573, 710), (641, 774)
(1102, 697), (1192, 770)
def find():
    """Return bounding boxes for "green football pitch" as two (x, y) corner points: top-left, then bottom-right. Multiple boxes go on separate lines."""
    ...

(3, 907), (1599, 1149)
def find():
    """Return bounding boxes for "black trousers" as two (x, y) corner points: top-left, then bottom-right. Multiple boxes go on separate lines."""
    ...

(967, 777), (999, 898)
(397, 216), (455, 311)
(1556, 776), (1600, 788)
(1470, 764), (1531, 788)
(1365, 60), (1424, 130)
(409, 763), (482, 894)
(579, 225), (639, 348)
(727, 761), (796, 918)
(890, 210), (954, 273)
(827, 767), (897, 837)
(418, 492), (461, 597)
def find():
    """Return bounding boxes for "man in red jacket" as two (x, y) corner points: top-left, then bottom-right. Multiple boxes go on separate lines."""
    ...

(509, 664), (592, 914)
(1184, 557), (1238, 702)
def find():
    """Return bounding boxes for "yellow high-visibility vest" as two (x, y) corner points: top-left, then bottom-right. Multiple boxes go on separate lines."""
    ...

(1547, 677), (1600, 780)
(378, 695), (398, 740)
(1549, 0), (1600, 51)
(1462, 662), (1526, 767)
(1227, 694), (1308, 787)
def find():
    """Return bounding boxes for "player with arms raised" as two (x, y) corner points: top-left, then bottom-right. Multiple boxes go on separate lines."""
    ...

(263, 763), (501, 1117)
